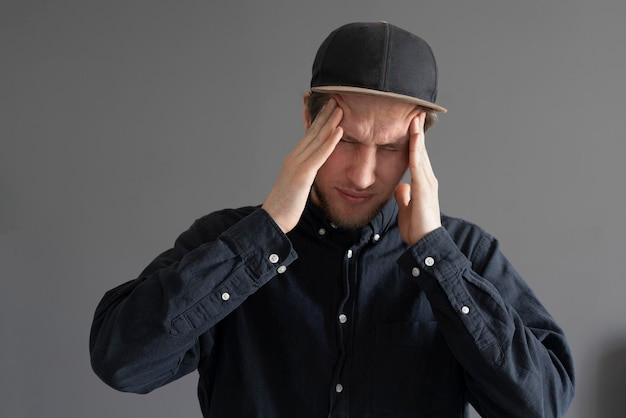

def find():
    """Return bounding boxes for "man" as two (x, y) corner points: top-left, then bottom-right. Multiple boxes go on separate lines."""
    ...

(90, 22), (575, 417)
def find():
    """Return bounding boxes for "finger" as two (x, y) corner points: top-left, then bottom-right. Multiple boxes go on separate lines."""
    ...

(305, 98), (340, 139)
(298, 107), (343, 162)
(410, 112), (425, 152)
(416, 113), (436, 175)
(409, 113), (435, 178)
(289, 98), (338, 153)
(307, 125), (343, 165)
(294, 102), (343, 158)
(314, 105), (344, 143)
(408, 116), (424, 171)
(301, 107), (343, 154)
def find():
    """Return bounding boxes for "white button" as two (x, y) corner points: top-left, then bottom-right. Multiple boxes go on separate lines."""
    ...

(221, 292), (230, 301)
(330, 222), (338, 229)
(335, 383), (344, 393)
(277, 265), (287, 274)
(269, 254), (279, 264)
(411, 267), (420, 277)
(339, 314), (347, 324)
(461, 306), (470, 315)
(347, 249), (353, 259)
(373, 233), (381, 242)
(318, 228), (326, 236)
(424, 256), (435, 266)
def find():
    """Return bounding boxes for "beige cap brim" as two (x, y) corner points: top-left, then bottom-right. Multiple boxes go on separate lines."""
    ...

(312, 86), (447, 113)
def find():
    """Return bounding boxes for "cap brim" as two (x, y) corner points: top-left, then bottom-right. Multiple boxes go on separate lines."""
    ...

(311, 85), (447, 113)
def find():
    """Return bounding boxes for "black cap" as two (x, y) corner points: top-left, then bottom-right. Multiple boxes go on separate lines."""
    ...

(311, 22), (446, 113)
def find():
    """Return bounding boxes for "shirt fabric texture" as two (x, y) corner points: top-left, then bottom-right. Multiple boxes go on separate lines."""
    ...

(90, 199), (575, 417)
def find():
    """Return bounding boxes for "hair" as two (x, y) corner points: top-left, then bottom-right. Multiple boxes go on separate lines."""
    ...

(306, 91), (439, 132)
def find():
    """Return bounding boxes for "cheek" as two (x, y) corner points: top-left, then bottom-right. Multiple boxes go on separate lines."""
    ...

(378, 153), (409, 182)
(314, 151), (343, 185)
(319, 147), (350, 174)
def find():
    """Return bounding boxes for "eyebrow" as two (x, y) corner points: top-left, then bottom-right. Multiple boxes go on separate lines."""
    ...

(342, 134), (409, 148)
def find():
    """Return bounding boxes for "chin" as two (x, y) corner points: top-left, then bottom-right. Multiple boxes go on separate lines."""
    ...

(325, 203), (383, 230)
(312, 184), (388, 230)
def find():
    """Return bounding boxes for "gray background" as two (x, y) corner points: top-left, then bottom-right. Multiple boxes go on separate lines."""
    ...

(2, 1), (625, 417)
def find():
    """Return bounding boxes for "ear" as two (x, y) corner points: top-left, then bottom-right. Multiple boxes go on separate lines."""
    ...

(302, 91), (312, 129)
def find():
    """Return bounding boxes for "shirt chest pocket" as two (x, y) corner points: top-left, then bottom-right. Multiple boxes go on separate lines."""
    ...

(371, 321), (463, 417)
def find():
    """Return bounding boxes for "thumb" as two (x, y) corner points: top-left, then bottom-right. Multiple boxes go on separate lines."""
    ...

(395, 183), (412, 243)
(394, 183), (411, 211)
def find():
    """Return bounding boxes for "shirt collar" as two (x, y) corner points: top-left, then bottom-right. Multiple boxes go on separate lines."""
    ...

(299, 198), (399, 245)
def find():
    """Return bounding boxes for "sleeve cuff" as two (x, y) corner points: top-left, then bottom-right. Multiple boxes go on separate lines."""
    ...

(220, 208), (298, 283)
(397, 227), (471, 282)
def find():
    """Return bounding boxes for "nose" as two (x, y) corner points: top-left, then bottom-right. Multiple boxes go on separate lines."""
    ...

(347, 146), (377, 189)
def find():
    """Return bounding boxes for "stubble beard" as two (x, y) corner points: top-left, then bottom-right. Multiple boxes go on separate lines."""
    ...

(311, 183), (389, 230)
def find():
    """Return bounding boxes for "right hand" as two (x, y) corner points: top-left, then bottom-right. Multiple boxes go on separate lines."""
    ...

(262, 98), (344, 233)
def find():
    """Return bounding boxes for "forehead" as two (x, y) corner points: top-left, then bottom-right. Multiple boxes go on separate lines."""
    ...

(335, 93), (418, 142)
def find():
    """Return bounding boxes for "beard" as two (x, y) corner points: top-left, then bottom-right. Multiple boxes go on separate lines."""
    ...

(311, 183), (390, 230)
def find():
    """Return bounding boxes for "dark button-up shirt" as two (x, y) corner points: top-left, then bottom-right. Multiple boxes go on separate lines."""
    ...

(90, 199), (574, 417)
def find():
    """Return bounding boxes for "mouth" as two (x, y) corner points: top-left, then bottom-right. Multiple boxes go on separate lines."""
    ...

(336, 188), (375, 204)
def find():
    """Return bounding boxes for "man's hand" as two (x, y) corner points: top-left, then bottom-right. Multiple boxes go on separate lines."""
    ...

(394, 112), (442, 246)
(262, 98), (344, 233)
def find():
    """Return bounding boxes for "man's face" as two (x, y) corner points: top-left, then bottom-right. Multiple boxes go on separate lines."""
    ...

(307, 93), (421, 229)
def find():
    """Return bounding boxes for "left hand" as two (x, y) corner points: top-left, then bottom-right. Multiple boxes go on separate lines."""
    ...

(394, 112), (442, 246)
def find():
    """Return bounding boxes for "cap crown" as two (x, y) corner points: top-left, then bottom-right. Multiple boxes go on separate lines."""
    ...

(311, 22), (445, 112)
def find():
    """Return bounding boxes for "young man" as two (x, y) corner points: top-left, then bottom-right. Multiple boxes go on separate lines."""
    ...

(90, 22), (575, 417)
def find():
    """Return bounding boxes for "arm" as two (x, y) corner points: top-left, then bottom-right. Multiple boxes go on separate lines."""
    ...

(394, 114), (574, 416)
(398, 224), (575, 417)
(89, 208), (295, 393)
(90, 96), (344, 393)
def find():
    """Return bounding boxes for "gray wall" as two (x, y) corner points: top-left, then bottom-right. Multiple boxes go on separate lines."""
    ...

(2, 1), (625, 417)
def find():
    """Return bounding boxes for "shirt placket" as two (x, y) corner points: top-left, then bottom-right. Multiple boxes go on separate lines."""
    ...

(328, 242), (359, 418)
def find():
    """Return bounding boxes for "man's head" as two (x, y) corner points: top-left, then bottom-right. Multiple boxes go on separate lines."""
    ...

(304, 92), (421, 230)
(304, 22), (446, 229)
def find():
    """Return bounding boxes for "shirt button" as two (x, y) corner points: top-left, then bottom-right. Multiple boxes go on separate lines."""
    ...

(461, 306), (470, 315)
(347, 249), (353, 259)
(339, 314), (347, 324)
(330, 222), (338, 229)
(268, 254), (279, 264)
(335, 383), (344, 393)
(221, 292), (230, 301)
(318, 228), (326, 236)
(277, 265), (287, 274)
(424, 256), (435, 267)
(373, 233), (381, 242)
(411, 267), (420, 277)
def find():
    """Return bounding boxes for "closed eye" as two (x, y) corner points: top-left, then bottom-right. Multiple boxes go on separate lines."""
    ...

(338, 137), (359, 149)
(339, 136), (407, 152)
(379, 144), (407, 152)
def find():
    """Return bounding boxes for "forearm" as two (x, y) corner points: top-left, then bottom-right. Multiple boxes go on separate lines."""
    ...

(89, 208), (296, 392)
(398, 226), (574, 417)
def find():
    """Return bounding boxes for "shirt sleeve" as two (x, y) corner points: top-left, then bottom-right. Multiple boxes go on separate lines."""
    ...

(397, 225), (575, 418)
(89, 208), (297, 394)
